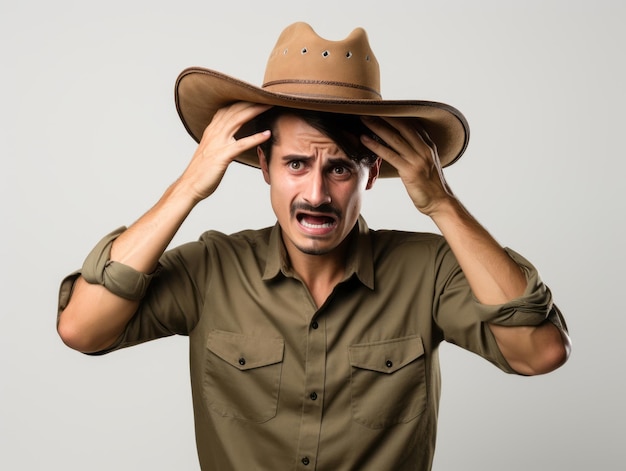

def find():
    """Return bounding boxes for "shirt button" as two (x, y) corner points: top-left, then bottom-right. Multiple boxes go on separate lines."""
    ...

(311, 321), (319, 329)
(238, 358), (246, 366)
(310, 392), (318, 401)
(302, 457), (310, 465)
(386, 360), (393, 368)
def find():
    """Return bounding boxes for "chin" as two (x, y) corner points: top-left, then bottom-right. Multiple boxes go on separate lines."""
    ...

(294, 243), (334, 256)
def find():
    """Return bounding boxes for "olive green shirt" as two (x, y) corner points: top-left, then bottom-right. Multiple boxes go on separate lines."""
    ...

(58, 217), (564, 470)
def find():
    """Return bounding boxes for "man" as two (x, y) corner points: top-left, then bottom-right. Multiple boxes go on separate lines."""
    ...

(57, 22), (570, 470)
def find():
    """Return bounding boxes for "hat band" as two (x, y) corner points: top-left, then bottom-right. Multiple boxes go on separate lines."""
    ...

(262, 79), (382, 99)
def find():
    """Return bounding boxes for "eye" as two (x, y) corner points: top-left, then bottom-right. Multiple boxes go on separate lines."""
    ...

(330, 165), (352, 178)
(289, 160), (303, 170)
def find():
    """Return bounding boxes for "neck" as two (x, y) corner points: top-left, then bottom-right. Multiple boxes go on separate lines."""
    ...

(284, 239), (349, 308)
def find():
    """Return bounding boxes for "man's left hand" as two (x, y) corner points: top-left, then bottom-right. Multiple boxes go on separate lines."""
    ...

(361, 116), (454, 216)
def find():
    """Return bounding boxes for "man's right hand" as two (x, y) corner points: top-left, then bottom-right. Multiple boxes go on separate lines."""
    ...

(177, 102), (272, 203)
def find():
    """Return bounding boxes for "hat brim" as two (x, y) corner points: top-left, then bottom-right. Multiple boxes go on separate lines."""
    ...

(175, 67), (470, 178)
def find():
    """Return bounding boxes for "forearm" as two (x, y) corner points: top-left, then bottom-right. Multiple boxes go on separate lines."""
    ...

(429, 196), (527, 305)
(428, 198), (570, 373)
(110, 178), (198, 272)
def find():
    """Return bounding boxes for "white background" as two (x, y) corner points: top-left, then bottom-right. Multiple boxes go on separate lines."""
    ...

(2, 0), (624, 469)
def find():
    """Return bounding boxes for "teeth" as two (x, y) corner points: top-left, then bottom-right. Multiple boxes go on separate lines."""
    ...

(300, 220), (334, 229)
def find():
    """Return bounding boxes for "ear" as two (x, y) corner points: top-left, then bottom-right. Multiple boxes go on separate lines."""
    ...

(257, 146), (271, 184)
(365, 157), (382, 190)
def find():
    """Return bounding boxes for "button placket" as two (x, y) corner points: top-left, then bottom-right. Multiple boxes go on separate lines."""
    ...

(295, 313), (325, 470)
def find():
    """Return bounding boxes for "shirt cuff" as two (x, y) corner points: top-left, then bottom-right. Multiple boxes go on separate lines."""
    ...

(475, 248), (553, 327)
(80, 226), (159, 301)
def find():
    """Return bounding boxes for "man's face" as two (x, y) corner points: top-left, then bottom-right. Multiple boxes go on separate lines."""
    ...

(258, 114), (380, 260)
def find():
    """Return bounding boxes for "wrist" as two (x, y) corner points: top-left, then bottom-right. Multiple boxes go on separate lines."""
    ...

(421, 194), (462, 221)
(167, 177), (206, 209)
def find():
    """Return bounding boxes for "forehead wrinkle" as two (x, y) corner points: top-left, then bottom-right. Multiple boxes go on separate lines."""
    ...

(282, 143), (346, 166)
(272, 116), (346, 159)
(294, 131), (343, 157)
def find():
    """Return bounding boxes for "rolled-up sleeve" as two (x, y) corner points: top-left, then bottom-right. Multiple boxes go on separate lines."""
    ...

(433, 244), (566, 373)
(57, 229), (210, 355)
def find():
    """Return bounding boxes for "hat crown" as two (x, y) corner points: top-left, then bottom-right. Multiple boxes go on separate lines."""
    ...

(262, 22), (381, 100)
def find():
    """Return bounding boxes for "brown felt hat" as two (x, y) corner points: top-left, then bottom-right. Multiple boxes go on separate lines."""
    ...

(175, 22), (469, 178)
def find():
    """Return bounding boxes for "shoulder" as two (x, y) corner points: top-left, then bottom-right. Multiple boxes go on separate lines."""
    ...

(367, 228), (457, 273)
(160, 227), (272, 265)
(159, 227), (274, 277)
(369, 228), (446, 255)
(196, 227), (274, 262)
(199, 226), (273, 248)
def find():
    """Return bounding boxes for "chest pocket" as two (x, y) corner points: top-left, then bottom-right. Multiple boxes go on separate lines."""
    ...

(348, 335), (427, 429)
(203, 330), (284, 423)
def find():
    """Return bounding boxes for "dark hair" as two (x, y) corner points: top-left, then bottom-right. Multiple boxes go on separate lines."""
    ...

(254, 107), (379, 167)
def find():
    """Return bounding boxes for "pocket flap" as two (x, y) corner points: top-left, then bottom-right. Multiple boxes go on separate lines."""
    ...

(349, 336), (424, 374)
(207, 330), (284, 371)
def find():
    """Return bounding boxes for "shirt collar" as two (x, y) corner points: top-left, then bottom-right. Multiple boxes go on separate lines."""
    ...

(262, 215), (375, 290)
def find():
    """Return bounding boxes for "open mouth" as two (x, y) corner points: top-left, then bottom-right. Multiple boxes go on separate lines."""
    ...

(296, 213), (337, 230)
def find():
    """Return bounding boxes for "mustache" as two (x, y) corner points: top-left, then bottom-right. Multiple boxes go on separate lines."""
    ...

(290, 202), (342, 219)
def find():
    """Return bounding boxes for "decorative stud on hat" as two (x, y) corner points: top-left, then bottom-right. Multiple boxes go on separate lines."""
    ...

(175, 22), (469, 177)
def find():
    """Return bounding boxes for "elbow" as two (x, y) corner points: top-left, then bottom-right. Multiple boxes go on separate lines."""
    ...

(518, 328), (572, 376)
(57, 309), (107, 354)
(541, 329), (572, 374)
(57, 312), (90, 353)
(492, 322), (572, 376)
(526, 337), (570, 376)
(57, 276), (124, 353)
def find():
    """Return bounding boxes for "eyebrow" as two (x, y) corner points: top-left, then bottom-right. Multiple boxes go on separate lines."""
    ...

(280, 154), (312, 163)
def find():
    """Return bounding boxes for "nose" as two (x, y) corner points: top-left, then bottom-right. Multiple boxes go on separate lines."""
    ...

(303, 168), (331, 207)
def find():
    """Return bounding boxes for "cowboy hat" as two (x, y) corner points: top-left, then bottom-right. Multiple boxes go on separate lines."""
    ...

(175, 22), (469, 178)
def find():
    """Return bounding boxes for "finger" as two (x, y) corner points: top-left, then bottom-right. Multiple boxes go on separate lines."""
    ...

(205, 102), (272, 139)
(375, 118), (444, 176)
(412, 121), (437, 150)
(406, 122), (451, 194)
(361, 117), (434, 173)
(378, 117), (434, 157)
(360, 116), (414, 161)
(232, 130), (271, 154)
(359, 133), (406, 172)
(226, 102), (273, 125)
(359, 118), (412, 172)
(361, 117), (435, 176)
(407, 121), (444, 170)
